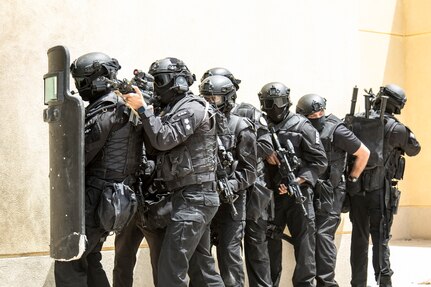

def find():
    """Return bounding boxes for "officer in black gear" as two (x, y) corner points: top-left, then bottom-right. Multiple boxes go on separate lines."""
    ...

(202, 67), (274, 287)
(296, 93), (370, 287)
(54, 52), (143, 287)
(113, 90), (167, 286)
(123, 57), (224, 287)
(113, 196), (166, 287)
(348, 84), (421, 287)
(195, 74), (257, 287)
(260, 82), (328, 287)
(201, 67), (242, 90)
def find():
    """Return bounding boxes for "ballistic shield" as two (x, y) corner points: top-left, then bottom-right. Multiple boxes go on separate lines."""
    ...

(43, 46), (86, 261)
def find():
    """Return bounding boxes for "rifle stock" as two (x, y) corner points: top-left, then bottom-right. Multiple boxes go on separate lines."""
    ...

(270, 128), (307, 217)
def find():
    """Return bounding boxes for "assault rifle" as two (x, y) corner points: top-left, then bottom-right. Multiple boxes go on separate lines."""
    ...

(100, 69), (156, 105)
(270, 128), (307, 217)
(135, 146), (156, 214)
(96, 70), (158, 118)
(216, 136), (239, 216)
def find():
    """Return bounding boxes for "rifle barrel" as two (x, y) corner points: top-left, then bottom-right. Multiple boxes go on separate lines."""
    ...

(350, 85), (358, 115)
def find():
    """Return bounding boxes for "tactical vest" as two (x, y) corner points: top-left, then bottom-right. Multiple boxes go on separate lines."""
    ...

(216, 114), (254, 152)
(217, 112), (254, 176)
(157, 95), (217, 191)
(350, 110), (384, 168)
(267, 113), (308, 188)
(231, 102), (261, 125)
(349, 111), (403, 191)
(383, 115), (405, 181)
(272, 112), (307, 158)
(319, 114), (347, 187)
(86, 93), (143, 182)
(231, 103), (265, 175)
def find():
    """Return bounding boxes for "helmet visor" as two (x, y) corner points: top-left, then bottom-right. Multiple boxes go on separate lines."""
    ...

(261, 97), (288, 109)
(154, 73), (174, 88)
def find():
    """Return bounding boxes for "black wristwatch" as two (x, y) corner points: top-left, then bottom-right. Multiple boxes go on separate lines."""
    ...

(348, 175), (359, 183)
(137, 106), (146, 114)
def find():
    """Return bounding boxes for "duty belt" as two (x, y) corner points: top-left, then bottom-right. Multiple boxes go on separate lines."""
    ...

(165, 173), (216, 191)
(85, 174), (136, 188)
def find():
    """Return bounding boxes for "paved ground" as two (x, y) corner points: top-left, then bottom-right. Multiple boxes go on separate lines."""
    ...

(364, 240), (431, 286)
(0, 237), (430, 286)
(276, 237), (431, 287)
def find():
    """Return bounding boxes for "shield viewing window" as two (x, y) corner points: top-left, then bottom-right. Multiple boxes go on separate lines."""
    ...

(44, 75), (57, 104)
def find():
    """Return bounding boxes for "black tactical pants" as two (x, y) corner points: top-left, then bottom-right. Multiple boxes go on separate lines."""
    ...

(315, 186), (346, 287)
(268, 186), (316, 287)
(349, 189), (394, 287)
(158, 185), (223, 287)
(54, 185), (110, 287)
(113, 214), (165, 287)
(211, 192), (246, 287)
(244, 217), (272, 287)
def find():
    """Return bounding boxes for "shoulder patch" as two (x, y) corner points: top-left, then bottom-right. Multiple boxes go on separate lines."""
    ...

(182, 117), (192, 133)
(259, 116), (268, 126)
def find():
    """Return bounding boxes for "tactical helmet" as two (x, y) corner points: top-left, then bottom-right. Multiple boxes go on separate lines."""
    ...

(148, 57), (195, 105)
(70, 52), (121, 101)
(296, 94), (327, 116)
(374, 84), (407, 114)
(199, 75), (237, 113)
(258, 82), (291, 123)
(201, 67), (241, 90)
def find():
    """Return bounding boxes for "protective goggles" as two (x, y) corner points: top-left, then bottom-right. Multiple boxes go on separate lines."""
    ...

(260, 97), (289, 109)
(153, 73), (174, 88)
(74, 77), (91, 89)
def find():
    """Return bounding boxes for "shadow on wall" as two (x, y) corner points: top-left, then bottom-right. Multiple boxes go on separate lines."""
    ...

(383, 0), (404, 87)
(43, 262), (55, 287)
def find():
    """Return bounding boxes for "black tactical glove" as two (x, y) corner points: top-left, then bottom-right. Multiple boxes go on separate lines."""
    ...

(346, 177), (361, 195)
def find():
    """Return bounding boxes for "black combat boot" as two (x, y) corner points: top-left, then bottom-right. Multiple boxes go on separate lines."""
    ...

(379, 275), (392, 287)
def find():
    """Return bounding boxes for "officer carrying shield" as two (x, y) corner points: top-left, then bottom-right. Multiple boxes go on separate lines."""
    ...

(54, 52), (144, 287)
(123, 57), (224, 287)
(348, 84), (421, 287)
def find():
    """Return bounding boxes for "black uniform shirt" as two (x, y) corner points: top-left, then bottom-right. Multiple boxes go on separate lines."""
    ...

(268, 113), (327, 188)
(388, 121), (421, 156)
(333, 124), (362, 155)
(230, 126), (257, 192)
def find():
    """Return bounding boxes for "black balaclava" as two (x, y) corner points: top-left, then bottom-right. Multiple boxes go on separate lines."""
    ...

(266, 106), (289, 123)
(309, 116), (325, 132)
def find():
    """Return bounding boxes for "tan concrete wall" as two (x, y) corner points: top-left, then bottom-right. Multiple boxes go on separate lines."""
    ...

(400, 0), (431, 239)
(403, 0), (431, 207)
(0, 0), (360, 256)
(355, 0), (431, 241)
